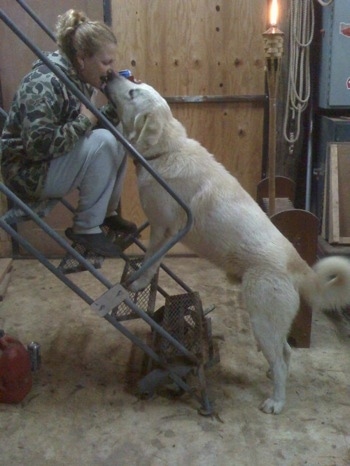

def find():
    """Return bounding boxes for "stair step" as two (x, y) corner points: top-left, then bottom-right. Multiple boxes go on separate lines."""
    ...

(58, 242), (105, 274)
(152, 291), (219, 367)
(112, 258), (159, 321)
(58, 226), (139, 275)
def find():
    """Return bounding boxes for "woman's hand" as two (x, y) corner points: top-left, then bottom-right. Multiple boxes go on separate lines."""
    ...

(79, 103), (98, 126)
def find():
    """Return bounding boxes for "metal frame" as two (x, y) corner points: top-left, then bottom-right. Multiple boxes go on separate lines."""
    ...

(0, 8), (193, 286)
(0, 3), (214, 414)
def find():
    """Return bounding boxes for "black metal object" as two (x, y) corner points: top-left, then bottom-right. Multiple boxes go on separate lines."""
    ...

(103, 0), (112, 26)
(137, 291), (219, 415)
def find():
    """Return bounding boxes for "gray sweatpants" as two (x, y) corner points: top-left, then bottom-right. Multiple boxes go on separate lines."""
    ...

(40, 128), (127, 234)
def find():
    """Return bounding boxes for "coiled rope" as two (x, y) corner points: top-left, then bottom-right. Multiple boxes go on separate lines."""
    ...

(317, 0), (333, 6)
(283, 0), (314, 148)
(283, 0), (334, 150)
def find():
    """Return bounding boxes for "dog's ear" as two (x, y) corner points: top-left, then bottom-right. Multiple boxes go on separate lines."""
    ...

(131, 112), (164, 149)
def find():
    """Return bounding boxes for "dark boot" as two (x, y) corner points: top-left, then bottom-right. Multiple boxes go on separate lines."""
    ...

(103, 215), (137, 235)
(65, 228), (121, 258)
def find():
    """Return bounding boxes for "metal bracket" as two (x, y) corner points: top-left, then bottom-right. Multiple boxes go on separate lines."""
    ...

(91, 284), (129, 317)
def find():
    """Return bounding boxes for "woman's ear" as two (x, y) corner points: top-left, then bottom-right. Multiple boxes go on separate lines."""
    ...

(76, 54), (85, 70)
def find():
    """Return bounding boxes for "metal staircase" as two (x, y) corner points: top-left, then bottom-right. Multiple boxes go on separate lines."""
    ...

(0, 184), (219, 414)
(0, 2), (220, 415)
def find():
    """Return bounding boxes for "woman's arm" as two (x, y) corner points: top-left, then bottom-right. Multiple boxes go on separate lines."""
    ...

(18, 75), (94, 161)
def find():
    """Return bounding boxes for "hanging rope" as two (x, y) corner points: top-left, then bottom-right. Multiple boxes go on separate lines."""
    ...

(283, 0), (314, 150)
(317, 0), (333, 6)
(283, 0), (335, 151)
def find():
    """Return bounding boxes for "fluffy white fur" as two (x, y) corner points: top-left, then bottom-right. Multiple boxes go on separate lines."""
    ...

(105, 75), (350, 414)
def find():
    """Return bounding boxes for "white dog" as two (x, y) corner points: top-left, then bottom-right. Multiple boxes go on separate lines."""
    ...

(105, 74), (350, 414)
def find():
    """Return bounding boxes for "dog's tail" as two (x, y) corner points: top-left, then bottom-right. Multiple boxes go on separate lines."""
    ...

(301, 256), (350, 311)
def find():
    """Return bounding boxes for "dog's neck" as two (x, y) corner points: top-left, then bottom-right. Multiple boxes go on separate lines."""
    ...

(133, 151), (167, 167)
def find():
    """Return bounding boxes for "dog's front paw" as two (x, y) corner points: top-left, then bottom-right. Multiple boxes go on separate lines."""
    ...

(259, 398), (285, 415)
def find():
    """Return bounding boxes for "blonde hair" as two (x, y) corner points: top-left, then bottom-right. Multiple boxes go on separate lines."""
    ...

(56, 9), (117, 66)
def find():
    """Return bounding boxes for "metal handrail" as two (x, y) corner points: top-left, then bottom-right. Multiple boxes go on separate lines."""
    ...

(0, 8), (193, 285)
(15, 0), (56, 42)
(0, 183), (115, 289)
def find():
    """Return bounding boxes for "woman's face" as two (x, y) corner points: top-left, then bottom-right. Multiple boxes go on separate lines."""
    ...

(77, 42), (117, 89)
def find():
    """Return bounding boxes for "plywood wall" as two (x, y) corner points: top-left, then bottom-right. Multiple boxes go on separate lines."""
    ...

(112, 0), (266, 96)
(0, 0), (104, 257)
(111, 0), (267, 241)
(0, 0), (104, 110)
(0, 0), (268, 256)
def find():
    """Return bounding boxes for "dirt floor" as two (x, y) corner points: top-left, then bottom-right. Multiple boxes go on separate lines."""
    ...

(0, 257), (350, 466)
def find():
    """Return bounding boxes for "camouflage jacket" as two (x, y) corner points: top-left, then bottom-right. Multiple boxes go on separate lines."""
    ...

(0, 51), (119, 200)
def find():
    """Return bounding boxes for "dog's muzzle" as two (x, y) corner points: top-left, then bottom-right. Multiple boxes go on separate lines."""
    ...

(100, 69), (117, 92)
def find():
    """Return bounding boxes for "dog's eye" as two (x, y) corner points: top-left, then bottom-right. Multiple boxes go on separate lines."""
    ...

(129, 89), (135, 99)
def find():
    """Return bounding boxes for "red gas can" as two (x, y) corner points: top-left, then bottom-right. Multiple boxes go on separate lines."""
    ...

(0, 330), (32, 403)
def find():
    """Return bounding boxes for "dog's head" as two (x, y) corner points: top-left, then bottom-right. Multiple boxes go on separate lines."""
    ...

(104, 73), (172, 151)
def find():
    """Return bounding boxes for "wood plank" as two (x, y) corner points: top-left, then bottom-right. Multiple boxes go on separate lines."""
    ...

(0, 258), (12, 284)
(0, 258), (12, 301)
(327, 143), (350, 245)
(0, 270), (12, 301)
(328, 145), (340, 244)
(336, 143), (350, 238)
(112, 0), (266, 97)
(337, 237), (350, 245)
(262, 197), (294, 215)
(321, 145), (328, 240)
(113, 0), (266, 255)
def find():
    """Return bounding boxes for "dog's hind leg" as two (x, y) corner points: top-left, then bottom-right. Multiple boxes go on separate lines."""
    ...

(242, 269), (299, 414)
(283, 340), (292, 371)
(266, 340), (291, 380)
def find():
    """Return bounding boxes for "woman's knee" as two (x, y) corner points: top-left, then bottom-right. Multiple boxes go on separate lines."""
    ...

(94, 129), (125, 163)
(93, 129), (120, 151)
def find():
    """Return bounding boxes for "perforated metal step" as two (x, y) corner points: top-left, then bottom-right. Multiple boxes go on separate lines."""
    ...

(58, 242), (105, 274)
(138, 291), (219, 411)
(111, 258), (159, 321)
(152, 292), (219, 367)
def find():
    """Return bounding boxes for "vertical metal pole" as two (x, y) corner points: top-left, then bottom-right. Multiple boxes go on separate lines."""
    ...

(103, 0), (112, 26)
(263, 26), (284, 217)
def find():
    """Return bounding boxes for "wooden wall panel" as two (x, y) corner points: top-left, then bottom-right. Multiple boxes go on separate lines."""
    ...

(113, 0), (267, 254)
(121, 101), (263, 255)
(0, 0), (104, 110)
(112, 0), (266, 96)
(323, 143), (350, 244)
(171, 103), (263, 194)
(0, 0), (267, 257)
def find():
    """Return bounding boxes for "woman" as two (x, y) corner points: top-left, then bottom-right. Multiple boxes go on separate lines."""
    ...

(0, 9), (136, 257)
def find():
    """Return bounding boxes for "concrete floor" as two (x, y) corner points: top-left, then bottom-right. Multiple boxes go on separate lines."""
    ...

(0, 256), (350, 466)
